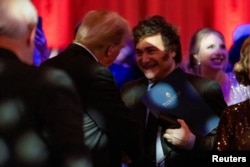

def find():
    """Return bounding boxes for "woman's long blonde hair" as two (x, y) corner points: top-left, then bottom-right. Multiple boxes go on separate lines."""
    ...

(234, 36), (250, 86)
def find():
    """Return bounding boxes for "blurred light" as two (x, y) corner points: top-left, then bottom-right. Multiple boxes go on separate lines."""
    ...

(14, 130), (49, 165)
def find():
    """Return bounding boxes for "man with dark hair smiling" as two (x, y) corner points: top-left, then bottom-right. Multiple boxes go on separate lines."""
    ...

(121, 15), (227, 167)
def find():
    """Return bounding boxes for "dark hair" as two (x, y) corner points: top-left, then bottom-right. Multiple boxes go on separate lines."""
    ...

(133, 15), (182, 63)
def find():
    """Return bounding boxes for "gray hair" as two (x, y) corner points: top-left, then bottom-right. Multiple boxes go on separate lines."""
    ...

(0, 0), (38, 39)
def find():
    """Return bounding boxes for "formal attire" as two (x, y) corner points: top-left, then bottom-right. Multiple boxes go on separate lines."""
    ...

(215, 99), (250, 150)
(121, 67), (227, 167)
(221, 72), (250, 106)
(0, 47), (91, 167)
(41, 43), (143, 167)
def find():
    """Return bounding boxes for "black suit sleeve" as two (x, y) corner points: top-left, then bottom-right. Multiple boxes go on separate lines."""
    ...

(192, 80), (227, 151)
(87, 66), (143, 165)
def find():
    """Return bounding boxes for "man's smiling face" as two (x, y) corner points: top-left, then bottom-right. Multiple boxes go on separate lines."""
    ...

(135, 33), (176, 82)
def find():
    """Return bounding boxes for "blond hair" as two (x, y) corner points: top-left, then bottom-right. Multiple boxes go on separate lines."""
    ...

(234, 36), (250, 86)
(74, 10), (131, 52)
(188, 28), (225, 74)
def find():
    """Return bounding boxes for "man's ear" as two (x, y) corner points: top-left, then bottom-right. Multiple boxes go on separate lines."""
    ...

(105, 44), (115, 57)
(169, 51), (176, 58)
(26, 26), (36, 47)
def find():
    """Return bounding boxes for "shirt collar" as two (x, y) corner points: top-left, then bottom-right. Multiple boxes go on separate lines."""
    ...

(73, 42), (99, 62)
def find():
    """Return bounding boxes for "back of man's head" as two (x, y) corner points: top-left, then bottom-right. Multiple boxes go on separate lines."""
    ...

(0, 0), (37, 39)
(0, 0), (38, 64)
(74, 10), (132, 53)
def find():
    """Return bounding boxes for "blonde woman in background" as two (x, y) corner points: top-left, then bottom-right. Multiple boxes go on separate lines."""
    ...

(187, 28), (249, 106)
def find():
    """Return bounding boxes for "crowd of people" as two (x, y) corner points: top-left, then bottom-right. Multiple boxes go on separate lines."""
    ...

(1, 0), (250, 167)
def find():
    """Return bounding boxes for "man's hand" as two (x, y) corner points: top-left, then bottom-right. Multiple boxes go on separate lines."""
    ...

(163, 119), (196, 150)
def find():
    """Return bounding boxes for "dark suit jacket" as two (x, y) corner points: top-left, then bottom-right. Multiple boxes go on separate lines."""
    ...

(41, 43), (143, 167)
(0, 48), (90, 167)
(121, 67), (227, 167)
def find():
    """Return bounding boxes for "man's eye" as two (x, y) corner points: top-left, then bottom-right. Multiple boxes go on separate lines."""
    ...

(136, 52), (142, 56)
(148, 50), (155, 54)
(207, 45), (214, 49)
(220, 44), (226, 49)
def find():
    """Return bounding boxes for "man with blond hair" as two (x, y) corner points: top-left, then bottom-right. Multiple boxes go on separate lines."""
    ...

(42, 10), (143, 167)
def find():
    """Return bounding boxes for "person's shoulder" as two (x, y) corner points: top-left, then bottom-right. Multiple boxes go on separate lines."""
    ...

(37, 66), (76, 90)
(185, 72), (218, 84)
(228, 99), (250, 110)
(38, 65), (71, 81)
(184, 72), (223, 94)
(122, 77), (147, 89)
(222, 99), (250, 121)
(120, 77), (147, 104)
(120, 77), (147, 97)
(226, 71), (243, 86)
